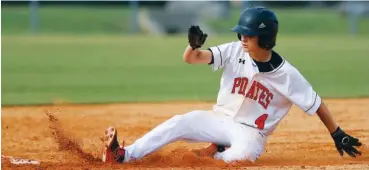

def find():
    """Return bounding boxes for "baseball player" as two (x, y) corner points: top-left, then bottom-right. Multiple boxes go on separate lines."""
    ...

(102, 7), (362, 164)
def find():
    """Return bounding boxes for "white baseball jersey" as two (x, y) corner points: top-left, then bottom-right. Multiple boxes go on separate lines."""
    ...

(208, 41), (322, 135)
(122, 41), (322, 163)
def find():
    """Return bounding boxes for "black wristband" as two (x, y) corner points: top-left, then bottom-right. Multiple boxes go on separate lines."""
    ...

(331, 126), (343, 138)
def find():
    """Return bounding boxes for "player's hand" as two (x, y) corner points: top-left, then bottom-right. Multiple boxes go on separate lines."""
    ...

(188, 25), (208, 50)
(331, 126), (362, 158)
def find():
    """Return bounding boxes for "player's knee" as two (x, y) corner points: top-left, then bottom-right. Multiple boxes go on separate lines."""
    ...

(166, 111), (208, 136)
(181, 110), (207, 122)
(240, 150), (259, 163)
(238, 146), (263, 162)
(215, 147), (261, 163)
(167, 111), (199, 127)
(167, 115), (183, 125)
(172, 111), (206, 129)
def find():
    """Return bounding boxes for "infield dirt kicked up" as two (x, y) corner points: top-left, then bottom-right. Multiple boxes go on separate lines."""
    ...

(2, 99), (369, 169)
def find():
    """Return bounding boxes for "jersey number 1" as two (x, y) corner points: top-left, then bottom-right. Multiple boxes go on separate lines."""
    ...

(255, 114), (268, 130)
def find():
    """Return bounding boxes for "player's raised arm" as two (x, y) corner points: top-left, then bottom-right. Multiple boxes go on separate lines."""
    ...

(183, 25), (212, 64)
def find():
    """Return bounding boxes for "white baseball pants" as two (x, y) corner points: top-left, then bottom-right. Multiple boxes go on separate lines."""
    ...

(123, 110), (267, 163)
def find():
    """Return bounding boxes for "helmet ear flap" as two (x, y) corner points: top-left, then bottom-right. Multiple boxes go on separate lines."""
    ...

(258, 35), (276, 50)
(237, 33), (241, 41)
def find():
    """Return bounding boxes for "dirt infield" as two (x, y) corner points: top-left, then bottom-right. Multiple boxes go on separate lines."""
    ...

(2, 99), (369, 169)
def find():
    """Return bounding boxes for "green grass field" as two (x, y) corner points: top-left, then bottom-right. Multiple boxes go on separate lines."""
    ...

(2, 34), (369, 105)
(2, 6), (369, 35)
(210, 8), (369, 35)
(2, 6), (369, 105)
(1, 6), (133, 34)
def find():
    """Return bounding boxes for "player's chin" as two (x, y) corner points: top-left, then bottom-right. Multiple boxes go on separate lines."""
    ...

(242, 47), (249, 52)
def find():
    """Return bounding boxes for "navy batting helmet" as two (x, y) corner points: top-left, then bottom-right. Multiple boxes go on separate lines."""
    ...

(231, 6), (279, 50)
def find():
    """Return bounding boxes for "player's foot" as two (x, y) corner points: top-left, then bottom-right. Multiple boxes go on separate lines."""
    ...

(191, 143), (219, 157)
(102, 126), (125, 163)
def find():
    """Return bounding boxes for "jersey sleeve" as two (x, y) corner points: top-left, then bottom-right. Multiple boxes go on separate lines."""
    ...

(287, 67), (321, 115)
(207, 42), (235, 71)
(274, 64), (322, 115)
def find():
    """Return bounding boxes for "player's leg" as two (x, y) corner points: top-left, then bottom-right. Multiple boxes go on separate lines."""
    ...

(213, 124), (267, 163)
(122, 110), (234, 162)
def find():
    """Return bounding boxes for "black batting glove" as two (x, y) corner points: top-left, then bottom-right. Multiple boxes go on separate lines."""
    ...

(331, 126), (362, 158)
(188, 25), (208, 50)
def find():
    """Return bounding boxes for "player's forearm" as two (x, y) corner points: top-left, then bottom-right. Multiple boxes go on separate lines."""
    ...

(316, 102), (338, 133)
(183, 45), (201, 63)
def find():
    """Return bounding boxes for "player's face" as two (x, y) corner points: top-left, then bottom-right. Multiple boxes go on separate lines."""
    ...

(240, 35), (260, 52)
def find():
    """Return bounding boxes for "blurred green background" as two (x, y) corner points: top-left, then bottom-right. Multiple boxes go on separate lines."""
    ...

(2, 2), (369, 105)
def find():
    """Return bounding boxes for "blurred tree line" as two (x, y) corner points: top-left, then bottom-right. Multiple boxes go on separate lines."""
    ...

(2, 1), (341, 7)
(1, 1), (166, 6)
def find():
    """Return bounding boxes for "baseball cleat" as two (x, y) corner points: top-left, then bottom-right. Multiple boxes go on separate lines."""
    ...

(102, 126), (125, 163)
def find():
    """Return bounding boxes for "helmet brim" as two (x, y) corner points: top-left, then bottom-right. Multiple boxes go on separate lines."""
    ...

(231, 25), (259, 36)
